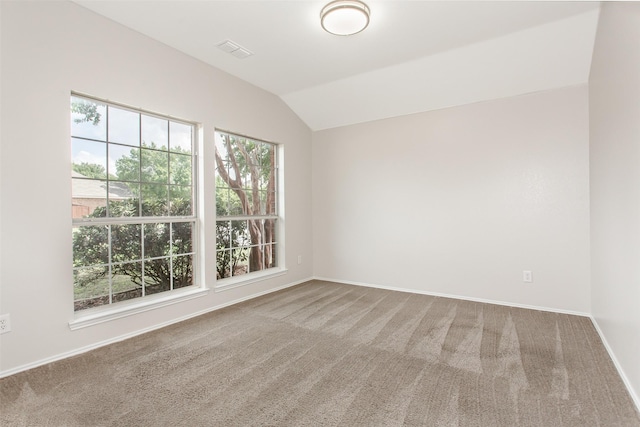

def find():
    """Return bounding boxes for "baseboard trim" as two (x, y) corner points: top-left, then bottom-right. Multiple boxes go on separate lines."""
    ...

(589, 317), (640, 412)
(0, 276), (313, 379)
(312, 276), (591, 317)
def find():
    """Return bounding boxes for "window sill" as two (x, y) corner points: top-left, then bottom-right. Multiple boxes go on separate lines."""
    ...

(215, 268), (288, 292)
(69, 286), (209, 330)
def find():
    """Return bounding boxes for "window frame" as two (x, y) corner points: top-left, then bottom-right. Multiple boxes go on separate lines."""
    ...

(214, 129), (285, 290)
(70, 92), (205, 319)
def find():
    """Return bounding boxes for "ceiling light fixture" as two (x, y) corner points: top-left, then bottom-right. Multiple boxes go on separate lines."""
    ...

(320, 0), (370, 36)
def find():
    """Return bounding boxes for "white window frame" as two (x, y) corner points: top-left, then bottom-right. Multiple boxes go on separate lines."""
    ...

(70, 93), (206, 326)
(214, 130), (285, 290)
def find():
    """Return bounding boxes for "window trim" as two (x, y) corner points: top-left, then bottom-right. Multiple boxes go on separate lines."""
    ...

(214, 268), (288, 292)
(69, 286), (209, 330)
(70, 92), (202, 313)
(214, 130), (284, 288)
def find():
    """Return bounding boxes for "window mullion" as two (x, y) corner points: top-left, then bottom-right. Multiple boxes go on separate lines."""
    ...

(107, 224), (113, 305)
(141, 223), (145, 298)
(73, 216), (195, 226)
(138, 112), (143, 217)
(169, 222), (174, 290)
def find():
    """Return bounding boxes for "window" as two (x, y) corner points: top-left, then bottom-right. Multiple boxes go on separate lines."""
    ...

(71, 94), (197, 311)
(215, 131), (279, 283)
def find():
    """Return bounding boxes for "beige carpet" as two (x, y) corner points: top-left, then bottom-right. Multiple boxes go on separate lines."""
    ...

(1, 280), (639, 426)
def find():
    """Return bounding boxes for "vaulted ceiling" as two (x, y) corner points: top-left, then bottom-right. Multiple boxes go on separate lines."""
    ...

(74, 1), (600, 130)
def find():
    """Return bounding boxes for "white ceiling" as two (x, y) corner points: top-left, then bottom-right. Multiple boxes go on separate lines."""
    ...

(74, 1), (601, 130)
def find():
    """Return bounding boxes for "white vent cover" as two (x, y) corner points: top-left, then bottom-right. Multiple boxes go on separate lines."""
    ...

(216, 39), (254, 59)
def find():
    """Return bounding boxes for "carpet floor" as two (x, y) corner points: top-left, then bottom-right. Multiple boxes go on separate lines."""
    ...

(1, 280), (639, 426)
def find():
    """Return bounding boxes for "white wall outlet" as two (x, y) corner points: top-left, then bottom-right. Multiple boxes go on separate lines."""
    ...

(0, 314), (11, 334)
(523, 271), (533, 283)
(297, 255), (302, 265)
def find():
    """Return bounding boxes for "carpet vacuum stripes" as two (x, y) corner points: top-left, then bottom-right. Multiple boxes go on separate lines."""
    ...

(1, 280), (639, 426)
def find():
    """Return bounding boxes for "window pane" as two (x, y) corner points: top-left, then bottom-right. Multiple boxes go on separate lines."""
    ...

(215, 132), (229, 161)
(259, 170), (271, 192)
(142, 115), (168, 150)
(144, 223), (170, 258)
(264, 218), (277, 244)
(170, 153), (191, 185)
(173, 254), (193, 289)
(170, 121), (192, 153)
(170, 186), (192, 216)
(233, 248), (249, 277)
(71, 97), (106, 141)
(226, 161), (238, 184)
(112, 262), (142, 303)
(72, 225), (108, 266)
(141, 148), (168, 184)
(111, 224), (141, 263)
(141, 184), (169, 216)
(108, 106), (140, 146)
(109, 145), (139, 181)
(215, 186), (229, 216)
(72, 179), (107, 218)
(108, 186), (139, 217)
(216, 250), (232, 279)
(71, 138), (107, 179)
(265, 191), (276, 215)
(232, 220), (250, 247)
(242, 170), (253, 191)
(216, 221), (232, 250)
(266, 243), (277, 268)
(109, 180), (137, 201)
(73, 266), (109, 310)
(228, 190), (244, 216)
(144, 258), (171, 295)
(172, 222), (193, 255)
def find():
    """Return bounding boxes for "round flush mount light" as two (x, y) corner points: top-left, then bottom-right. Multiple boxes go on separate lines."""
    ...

(321, 0), (370, 36)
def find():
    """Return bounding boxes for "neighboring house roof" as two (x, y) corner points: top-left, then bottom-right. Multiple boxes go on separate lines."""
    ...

(72, 171), (133, 200)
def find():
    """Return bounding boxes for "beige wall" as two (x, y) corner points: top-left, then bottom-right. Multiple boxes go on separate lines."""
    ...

(0, 1), (313, 374)
(313, 85), (591, 313)
(589, 2), (640, 407)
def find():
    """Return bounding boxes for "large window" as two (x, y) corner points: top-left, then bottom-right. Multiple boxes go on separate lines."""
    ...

(71, 94), (197, 311)
(215, 131), (279, 282)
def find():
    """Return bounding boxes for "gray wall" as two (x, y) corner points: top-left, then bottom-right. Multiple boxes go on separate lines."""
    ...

(313, 86), (591, 313)
(589, 1), (640, 408)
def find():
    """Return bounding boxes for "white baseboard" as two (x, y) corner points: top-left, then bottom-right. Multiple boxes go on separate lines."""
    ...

(589, 317), (640, 412)
(312, 276), (591, 317)
(0, 276), (312, 379)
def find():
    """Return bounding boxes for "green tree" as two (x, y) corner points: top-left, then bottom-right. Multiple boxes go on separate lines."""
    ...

(71, 100), (101, 125)
(113, 142), (193, 202)
(72, 162), (106, 179)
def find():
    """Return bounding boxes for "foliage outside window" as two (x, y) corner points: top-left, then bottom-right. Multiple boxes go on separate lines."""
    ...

(215, 131), (279, 282)
(71, 94), (197, 311)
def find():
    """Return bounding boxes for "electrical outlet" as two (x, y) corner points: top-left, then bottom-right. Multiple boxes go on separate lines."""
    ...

(0, 314), (11, 334)
(523, 271), (533, 283)
(297, 255), (302, 265)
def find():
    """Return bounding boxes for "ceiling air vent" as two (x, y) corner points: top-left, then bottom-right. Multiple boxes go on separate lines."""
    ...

(216, 39), (254, 59)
